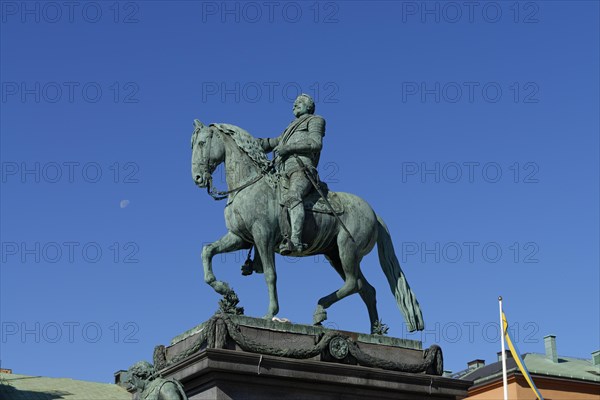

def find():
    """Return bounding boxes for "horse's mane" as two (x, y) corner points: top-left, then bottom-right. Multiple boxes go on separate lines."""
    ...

(210, 123), (271, 172)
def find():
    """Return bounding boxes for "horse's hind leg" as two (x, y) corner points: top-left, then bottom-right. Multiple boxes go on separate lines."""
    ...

(202, 231), (248, 295)
(314, 238), (361, 325)
(357, 270), (378, 333)
(324, 252), (379, 332)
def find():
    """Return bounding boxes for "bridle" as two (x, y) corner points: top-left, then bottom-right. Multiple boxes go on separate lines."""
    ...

(192, 124), (270, 201)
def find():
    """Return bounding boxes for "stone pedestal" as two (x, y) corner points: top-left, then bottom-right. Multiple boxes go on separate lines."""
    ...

(117, 315), (471, 400)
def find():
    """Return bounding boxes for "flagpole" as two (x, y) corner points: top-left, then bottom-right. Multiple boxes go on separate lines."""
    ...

(499, 296), (508, 400)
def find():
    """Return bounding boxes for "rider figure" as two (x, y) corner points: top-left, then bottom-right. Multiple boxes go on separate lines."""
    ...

(258, 94), (326, 255)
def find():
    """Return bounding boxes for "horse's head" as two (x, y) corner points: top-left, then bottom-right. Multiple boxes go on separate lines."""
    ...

(191, 119), (225, 188)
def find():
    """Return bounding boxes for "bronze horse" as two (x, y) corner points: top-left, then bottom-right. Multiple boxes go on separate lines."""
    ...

(191, 120), (424, 333)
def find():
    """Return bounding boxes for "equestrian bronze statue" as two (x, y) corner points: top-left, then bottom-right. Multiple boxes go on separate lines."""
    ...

(191, 95), (424, 334)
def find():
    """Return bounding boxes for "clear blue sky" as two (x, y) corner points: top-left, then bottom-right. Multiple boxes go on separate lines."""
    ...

(1, 0), (598, 383)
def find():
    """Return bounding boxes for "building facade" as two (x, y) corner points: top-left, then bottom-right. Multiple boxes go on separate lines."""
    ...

(457, 335), (600, 400)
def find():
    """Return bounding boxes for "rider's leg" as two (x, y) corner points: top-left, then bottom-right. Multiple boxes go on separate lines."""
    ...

(280, 172), (312, 254)
(279, 205), (291, 244)
(289, 202), (305, 250)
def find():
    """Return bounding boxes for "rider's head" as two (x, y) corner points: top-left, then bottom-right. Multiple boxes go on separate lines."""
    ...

(293, 94), (315, 117)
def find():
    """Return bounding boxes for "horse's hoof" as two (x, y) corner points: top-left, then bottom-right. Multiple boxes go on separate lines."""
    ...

(211, 281), (231, 295)
(313, 307), (327, 325)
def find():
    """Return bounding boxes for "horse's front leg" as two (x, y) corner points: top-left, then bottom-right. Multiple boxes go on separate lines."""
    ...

(202, 231), (247, 296)
(252, 226), (278, 319)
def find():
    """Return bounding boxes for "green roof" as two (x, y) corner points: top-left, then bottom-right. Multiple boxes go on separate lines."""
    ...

(0, 373), (130, 400)
(522, 353), (600, 382)
(461, 353), (600, 384)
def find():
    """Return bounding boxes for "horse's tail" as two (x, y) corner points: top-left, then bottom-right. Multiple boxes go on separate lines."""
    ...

(376, 214), (424, 332)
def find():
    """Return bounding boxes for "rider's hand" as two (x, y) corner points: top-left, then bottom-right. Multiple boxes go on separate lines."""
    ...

(276, 144), (290, 158)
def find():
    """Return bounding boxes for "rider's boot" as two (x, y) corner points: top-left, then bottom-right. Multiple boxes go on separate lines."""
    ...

(279, 206), (293, 255)
(289, 203), (307, 253)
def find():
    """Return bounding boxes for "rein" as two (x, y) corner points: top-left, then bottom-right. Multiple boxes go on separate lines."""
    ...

(198, 126), (272, 201)
(206, 173), (266, 201)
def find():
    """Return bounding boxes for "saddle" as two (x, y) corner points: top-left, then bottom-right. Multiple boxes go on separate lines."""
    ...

(302, 182), (344, 215)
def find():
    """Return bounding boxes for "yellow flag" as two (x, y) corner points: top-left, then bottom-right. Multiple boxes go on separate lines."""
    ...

(502, 311), (544, 400)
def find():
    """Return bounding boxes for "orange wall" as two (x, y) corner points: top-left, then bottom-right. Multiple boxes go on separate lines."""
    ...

(466, 375), (600, 400)
(467, 378), (519, 400)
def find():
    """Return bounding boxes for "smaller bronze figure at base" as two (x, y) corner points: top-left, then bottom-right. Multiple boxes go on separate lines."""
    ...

(127, 361), (187, 400)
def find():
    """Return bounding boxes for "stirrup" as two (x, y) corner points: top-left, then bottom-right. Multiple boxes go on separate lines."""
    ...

(240, 247), (255, 275)
(241, 258), (254, 276)
(279, 240), (293, 256)
(279, 240), (306, 255)
(292, 241), (307, 252)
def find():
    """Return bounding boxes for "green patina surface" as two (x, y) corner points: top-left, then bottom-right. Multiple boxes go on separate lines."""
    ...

(462, 353), (600, 384)
(191, 97), (426, 335)
(171, 314), (422, 350)
(0, 373), (130, 400)
(520, 353), (599, 382)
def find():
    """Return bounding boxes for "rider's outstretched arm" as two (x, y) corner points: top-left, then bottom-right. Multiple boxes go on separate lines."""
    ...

(257, 137), (280, 153)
